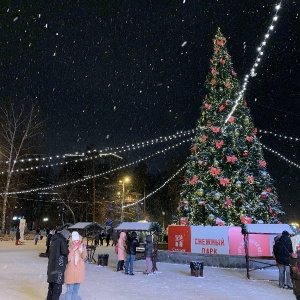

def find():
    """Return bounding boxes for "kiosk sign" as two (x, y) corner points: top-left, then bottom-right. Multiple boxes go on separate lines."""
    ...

(168, 225), (191, 252)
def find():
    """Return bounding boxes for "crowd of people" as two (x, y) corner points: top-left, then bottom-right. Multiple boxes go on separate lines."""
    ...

(13, 224), (300, 300)
(116, 231), (154, 275)
(42, 225), (155, 299)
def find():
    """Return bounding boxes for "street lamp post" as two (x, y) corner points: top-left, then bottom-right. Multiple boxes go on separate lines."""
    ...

(162, 211), (165, 230)
(120, 177), (130, 222)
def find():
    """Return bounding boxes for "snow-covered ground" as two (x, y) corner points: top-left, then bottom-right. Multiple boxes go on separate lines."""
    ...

(0, 240), (295, 300)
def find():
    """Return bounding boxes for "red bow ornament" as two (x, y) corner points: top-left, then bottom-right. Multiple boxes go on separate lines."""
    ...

(215, 140), (224, 149)
(240, 215), (252, 224)
(246, 176), (254, 183)
(258, 160), (267, 167)
(226, 155), (237, 163)
(211, 68), (217, 75)
(210, 166), (221, 176)
(204, 103), (212, 109)
(189, 175), (198, 185)
(219, 178), (229, 186)
(246, 136), (253, 142)
(211, 126), (220, 133)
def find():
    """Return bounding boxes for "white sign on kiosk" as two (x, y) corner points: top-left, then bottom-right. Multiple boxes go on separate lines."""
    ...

(191, 226), (229, 255)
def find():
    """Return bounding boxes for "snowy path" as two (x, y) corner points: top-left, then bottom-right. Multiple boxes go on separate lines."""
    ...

(0, 241), (295, 300)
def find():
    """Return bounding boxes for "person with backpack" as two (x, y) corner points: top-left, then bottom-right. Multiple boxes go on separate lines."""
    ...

(46, 225), (70, 300)
(116, 231), (127, 271)
(273, 230), (293, 289)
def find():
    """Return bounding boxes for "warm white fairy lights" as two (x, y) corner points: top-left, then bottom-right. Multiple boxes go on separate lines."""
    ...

(2, 126), (298, 175)
(261, 143), (300, 169)
(124, 163), (187, 208)
(258, 129), (299, 141)
(226, 2), (282, 122)
(0, 138), (193, 195)
(0, 153), (124, 175)
(0, 129), (195, 166)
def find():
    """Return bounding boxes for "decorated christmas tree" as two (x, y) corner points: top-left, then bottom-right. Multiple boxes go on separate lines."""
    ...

(180, 28), (284, 227)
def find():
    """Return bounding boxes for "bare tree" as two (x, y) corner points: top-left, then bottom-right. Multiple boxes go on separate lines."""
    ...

(0, 101), (42, 233)
(56, 186), (77, 225)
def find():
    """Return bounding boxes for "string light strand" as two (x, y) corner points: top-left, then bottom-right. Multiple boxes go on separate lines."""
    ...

(124, 163), (187, 208)
(226, 2), (282, 122)
(0, 138), (193, 195)
(261, 143), (300, 169)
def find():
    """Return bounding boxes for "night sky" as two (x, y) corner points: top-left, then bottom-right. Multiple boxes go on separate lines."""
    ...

(0, 1), (299, 221)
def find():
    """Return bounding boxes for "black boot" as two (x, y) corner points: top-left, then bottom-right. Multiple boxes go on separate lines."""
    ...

(120, 260), (124, 271)
(117, 261), (121, 271)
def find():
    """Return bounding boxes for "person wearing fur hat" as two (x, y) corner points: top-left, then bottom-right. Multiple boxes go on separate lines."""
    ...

(64, 231), (87, 300)
(46, 225), (70, 300)
(273, 230), (293, 289)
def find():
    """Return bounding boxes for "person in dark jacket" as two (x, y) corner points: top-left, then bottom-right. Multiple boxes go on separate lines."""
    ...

(45, 229), (55, 255)
(290, 249), (300, 299)
(15, 229), (20, 245)
(144, 235), (153, 274)
(273, 230), (293, 289)
(124, 231), (139, 275)
(46, 226), (70, 300)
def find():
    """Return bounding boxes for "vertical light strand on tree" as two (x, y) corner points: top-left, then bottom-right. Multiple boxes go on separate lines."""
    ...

(226, 2), (282, 123)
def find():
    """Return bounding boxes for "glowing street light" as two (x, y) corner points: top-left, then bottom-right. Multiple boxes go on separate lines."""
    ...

(120, 177), (130, 222)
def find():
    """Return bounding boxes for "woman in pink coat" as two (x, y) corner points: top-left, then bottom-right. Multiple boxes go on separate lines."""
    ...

(64, 231), (87, 300)
(117, 231), (127, 271)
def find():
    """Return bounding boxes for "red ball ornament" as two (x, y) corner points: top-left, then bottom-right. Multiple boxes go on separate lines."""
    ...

(261, 192), (268, 199)
(243, 150), (249, 157)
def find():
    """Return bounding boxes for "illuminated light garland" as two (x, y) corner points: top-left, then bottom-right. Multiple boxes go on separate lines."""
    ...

(225, 2), (282, 122)
(3, 126), (299, 174)
(261, 143), (300, 169)
(0, 134), (195, 175)
(0, 129), (195, 165)
(0, 153), (123, 175)
(124, 163), (187, 208)
(258, 129), (299, 141)
(0, 138), (193, 195)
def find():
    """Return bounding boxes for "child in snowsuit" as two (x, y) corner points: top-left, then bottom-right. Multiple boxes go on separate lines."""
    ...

(144, 235), (153, 274)
(34, 234), (40, 245)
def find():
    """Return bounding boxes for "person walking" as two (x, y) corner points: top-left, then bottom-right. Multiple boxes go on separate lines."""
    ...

(144, 235), (153, 274)
(105, 229), (111, 246)
(273, 230), (293, 289)
(290, 247), (300, 299)
(34, 233), (40, 245)
(117, 231), (127, 271)
(125, 231), (139, 275)
(94, 230), (100, 246)
(46, 225), (70, 300)
(15, 229), (20, 245)
(64, 231), (87, 300)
